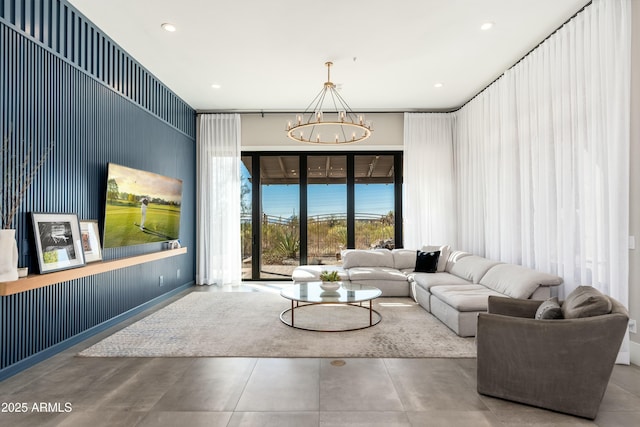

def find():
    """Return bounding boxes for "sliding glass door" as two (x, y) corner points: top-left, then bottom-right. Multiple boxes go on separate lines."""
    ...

(240, 156), (253, 279)
(307, 155), (347, 265)
(355, 155), (396, 249)
(241, 151), (402, 280)
(259, 156), (300, 279)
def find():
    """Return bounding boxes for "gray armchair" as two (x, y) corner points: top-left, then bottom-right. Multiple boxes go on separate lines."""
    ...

(476, 293), (628, 420)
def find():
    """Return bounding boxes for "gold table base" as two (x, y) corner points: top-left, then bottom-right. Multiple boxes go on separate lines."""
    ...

(280, 300), (382, 332)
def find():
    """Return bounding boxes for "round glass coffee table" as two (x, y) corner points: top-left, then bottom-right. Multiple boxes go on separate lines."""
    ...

(280, 282), (382, 331)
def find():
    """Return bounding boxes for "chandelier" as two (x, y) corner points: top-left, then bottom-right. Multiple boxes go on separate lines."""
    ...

(286, 62), (372, 144)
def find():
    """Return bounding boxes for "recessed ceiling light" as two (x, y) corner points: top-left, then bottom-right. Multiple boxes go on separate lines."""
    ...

(211, 84), (221, 89)
(480, 22), (494, 31)
(161, 23), (177, 32)
(434, 82), (444, 88)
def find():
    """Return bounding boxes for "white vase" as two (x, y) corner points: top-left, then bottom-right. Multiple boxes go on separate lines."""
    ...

(320, 281), (341, 291)
(0, 229), (19, 282)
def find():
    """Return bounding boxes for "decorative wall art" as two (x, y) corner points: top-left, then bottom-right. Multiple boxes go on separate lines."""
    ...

(103, 163), (183, 248)
(31, 213), (86, 273)
(80, 219), (103, 263)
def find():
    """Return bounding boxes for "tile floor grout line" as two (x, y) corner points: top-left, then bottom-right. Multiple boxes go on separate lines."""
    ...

(381, 358), (411, 415)
(229, 357), (260, 417)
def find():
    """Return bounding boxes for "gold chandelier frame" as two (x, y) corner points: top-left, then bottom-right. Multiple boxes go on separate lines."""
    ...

(286, 62), (372, 144)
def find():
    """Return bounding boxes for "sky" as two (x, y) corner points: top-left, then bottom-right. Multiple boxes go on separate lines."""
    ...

(259, 183), (394, 218)
(108, 163), (183, 202)
(241, 162), (395, 219)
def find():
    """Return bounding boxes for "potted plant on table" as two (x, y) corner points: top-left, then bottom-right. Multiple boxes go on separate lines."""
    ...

(319, 270), (341, 291)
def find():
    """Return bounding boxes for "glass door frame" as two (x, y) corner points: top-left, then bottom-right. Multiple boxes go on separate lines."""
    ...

(243, 150), (403, 280)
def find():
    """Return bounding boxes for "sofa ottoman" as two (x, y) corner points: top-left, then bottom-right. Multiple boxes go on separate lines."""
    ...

(411, 272), (472, 312)
(430, 285), (506, 337)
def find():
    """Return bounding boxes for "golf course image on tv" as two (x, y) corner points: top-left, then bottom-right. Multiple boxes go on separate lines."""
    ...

(103, 163), (183, 248)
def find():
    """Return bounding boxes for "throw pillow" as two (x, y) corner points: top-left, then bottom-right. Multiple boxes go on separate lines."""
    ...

(561, 286), (612, 319)
(422, 244), (451, 272)
(415, 250), (440, 273)
(534, 296), (563, 320)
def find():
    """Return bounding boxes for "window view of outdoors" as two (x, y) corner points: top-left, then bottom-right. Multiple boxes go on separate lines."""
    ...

(241, 154), (398, 280)
(240, 156), (253, 280)
(307, 155), (347, 265)
(260, 155), (299, 279)
(355, 155), (395, 249)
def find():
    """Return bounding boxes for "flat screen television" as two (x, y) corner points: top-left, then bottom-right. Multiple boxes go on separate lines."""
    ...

(103, 163), (183, 248)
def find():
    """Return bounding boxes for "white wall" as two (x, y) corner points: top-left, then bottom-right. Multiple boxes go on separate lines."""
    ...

(241, 113), (403, 151)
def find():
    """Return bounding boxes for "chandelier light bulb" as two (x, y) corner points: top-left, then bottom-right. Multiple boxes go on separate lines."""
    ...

(481, 22), (494, 31)
(161, 23), (177, 32)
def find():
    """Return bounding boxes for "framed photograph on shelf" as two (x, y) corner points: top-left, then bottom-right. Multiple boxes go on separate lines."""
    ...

(80, 219), (103, 263)
(31, 213), (86, 274)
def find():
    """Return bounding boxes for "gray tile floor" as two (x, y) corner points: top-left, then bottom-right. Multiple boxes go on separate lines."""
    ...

(1, 285), (639, 427)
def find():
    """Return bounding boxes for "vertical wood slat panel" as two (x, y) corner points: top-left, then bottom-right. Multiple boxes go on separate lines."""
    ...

(1, 1), (196, 376)
(0, 0), (195, 138)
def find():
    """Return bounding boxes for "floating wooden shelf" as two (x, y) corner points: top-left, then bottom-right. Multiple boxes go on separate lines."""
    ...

(0, 247), (188, 296)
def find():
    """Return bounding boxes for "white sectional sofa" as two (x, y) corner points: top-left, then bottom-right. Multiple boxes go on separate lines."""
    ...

(291, 247), (563, 337)
(293, 249), (414, 297)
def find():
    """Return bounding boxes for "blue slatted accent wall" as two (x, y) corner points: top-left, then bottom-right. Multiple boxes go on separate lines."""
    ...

(1, 0), (196, 377)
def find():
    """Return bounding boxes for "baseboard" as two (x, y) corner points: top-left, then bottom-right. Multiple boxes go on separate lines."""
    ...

(0, 282), (194, 382)
(631, 338), (640, 366)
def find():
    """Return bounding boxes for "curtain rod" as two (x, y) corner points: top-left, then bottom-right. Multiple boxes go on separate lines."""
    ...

(195, 109), (456, 115)
(454, 1), (592, 112)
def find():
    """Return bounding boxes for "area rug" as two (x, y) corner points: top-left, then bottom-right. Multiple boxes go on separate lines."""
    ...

(78, 292), (476, 358)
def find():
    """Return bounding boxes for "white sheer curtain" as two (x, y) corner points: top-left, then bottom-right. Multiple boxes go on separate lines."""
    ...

(454, 0), (631, 362)
(403, 113), (457, 249)
(455, 81), (522, 263)
(196, 114), (242, 286)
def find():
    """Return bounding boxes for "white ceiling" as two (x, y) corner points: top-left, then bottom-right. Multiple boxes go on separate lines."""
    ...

(68, 0), (590, 112)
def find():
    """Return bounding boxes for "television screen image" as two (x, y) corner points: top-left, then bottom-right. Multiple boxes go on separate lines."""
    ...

(103, 163), (183, 248)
